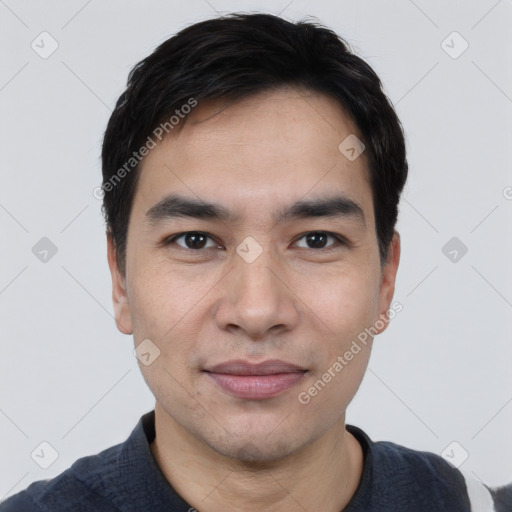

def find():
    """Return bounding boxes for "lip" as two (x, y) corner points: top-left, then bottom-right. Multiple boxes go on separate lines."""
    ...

(203, 359), (307, 400)
(204, 359), (306, 375)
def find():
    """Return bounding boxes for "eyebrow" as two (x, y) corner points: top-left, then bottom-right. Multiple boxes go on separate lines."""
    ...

(145, 194), (233, 227)
(145, 193), (366, 229)
(278, 195), (366, 228)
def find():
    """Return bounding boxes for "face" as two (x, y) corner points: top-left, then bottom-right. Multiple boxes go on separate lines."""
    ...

(108, 87), (400, 462)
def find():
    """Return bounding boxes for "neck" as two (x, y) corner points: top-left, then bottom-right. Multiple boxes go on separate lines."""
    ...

(150, 403), (364, 512)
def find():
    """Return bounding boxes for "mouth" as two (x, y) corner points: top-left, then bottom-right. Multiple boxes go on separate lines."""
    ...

(203, 359), (307, 400)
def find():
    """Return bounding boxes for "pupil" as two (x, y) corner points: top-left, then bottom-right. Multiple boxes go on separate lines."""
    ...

(307, 232), (327, 248)
(185, 233), (206, 249)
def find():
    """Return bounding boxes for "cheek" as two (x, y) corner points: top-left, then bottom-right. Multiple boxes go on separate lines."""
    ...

(293, 265), (380, 345)
(296, 287), (374, 418)
(127, 253), (217, 340)
(297, 347), (371, 430)
(126, 259), (222, 391)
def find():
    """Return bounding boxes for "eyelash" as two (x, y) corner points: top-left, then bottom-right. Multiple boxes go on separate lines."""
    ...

(161, 231), (348, 251)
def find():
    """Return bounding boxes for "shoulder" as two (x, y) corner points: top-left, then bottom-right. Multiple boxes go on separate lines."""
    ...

(489, 482), (512, 512)
(0, 442), (124, 512)
(375, 439), (512, 512)
(373, 438), (466, 482)
(367, 435), (511, 511)
(347, 425), (505, 511)
(372, 438), (472, 506)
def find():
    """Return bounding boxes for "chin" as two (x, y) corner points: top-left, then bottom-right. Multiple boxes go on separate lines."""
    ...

(204, 418), (320, 464)
(216, 435), (300, 464)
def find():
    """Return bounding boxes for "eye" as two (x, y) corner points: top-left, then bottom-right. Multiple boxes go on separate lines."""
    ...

(164, 231), (219, 250)
(294, 231), (345, 249)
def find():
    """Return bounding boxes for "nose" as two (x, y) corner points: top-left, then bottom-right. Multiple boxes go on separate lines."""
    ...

(214, 246), (300, 340)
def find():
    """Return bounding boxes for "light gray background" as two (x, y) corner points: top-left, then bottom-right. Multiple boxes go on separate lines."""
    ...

(1, 0), (511, 500)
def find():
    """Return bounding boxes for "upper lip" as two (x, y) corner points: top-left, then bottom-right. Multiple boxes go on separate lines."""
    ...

(204, 359), (307, 375)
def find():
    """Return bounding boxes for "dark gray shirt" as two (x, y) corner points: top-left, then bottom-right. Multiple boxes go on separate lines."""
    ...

(1, 410), (510, 511)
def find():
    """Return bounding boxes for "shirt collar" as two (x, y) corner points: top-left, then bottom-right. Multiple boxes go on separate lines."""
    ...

(97, 410), (373, 511)
(106, 409), (193, 511)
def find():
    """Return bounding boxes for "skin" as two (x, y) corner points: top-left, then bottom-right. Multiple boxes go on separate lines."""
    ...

(107, 86), (400, 511)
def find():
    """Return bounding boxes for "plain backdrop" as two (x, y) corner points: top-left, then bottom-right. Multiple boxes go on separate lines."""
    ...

(1, 0), (511, 500)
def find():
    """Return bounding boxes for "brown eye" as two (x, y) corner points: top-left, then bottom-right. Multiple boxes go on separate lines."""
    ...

(295, 231), (342, 249)
(166, 232), (217, 250)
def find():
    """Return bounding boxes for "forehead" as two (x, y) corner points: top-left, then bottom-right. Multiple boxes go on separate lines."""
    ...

(133, 87), (374, 227)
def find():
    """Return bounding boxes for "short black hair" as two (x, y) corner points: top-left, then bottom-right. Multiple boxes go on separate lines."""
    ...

(101, 12), (408, 275)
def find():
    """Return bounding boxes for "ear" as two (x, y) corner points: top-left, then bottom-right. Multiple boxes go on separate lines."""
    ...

(106, 233), (133, 335)
(374, 230), (401, 335)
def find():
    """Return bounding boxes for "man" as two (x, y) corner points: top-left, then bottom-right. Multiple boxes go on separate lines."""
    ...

(2, 12), (510, 512)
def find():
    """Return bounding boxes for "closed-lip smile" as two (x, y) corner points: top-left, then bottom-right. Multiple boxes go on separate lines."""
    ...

(203, 359), (307, 399)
